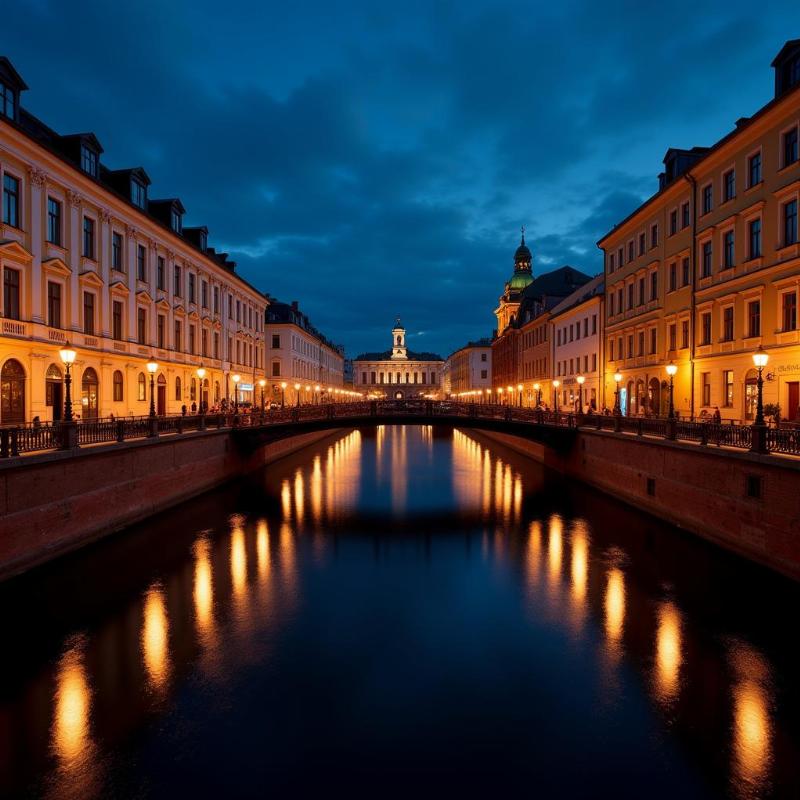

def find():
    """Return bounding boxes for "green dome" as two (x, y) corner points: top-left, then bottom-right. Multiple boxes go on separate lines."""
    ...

(508, 271), (534, 290)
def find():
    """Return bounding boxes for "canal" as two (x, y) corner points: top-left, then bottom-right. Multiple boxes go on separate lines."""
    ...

(0, 426), (798, 798)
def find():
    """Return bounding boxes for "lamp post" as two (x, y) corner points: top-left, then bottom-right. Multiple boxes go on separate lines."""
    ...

(146, 360), (158, 436)
(315, 385), (321, 404)
(232, 373), (240, 420)
(751, 346), (769, 453)
(197, 366), (206, 414)
(497, 387), (503, 405)
(486, 388), (492, 404)
(280, 381), (287, 408)
(259, 378), (266, 414)
(553, 380), (560, 413)
(517, 383), (523, 407)
(507, 386), (513, 407)
(294, 383), (301, 407)
(58, 344), (77, 450)
(613, 372), (622, 415)
(665, 362), (677, 419)
(576, 375), (585, 415)
(305, 385), (311, 405)
(533, 382), (541, 407)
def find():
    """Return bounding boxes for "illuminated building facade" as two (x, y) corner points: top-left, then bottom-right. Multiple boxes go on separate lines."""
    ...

(0, 56), (266, 422)
(599, 40), (800, 421)
(445, 338), (492, 396)
(353, 319), (444, 398)
(265, 298), (344, 405)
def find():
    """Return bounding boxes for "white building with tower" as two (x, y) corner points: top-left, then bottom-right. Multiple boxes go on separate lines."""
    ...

(353, 319), (444, 398)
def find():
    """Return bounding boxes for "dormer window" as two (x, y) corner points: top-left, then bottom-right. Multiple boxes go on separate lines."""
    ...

(81, 144), (98, 178)
(0, 80), (15, 120)
(131, 179), (147, 209)
(199, 230), (207, 250)
(171, 208), (182, 233)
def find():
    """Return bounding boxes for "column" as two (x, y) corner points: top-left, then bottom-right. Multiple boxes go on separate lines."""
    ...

(27, 168), (46, 324)
(66, 190), (82, 334)
(126, 226), (137, 343)
(98, 209), (111, 337)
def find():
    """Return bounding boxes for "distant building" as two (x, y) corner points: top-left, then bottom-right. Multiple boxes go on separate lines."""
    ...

(265, 298), (344, 405)
(550, 275), (605, 412)
(353, 319), (444, 398)
(445, 338), (492, 396)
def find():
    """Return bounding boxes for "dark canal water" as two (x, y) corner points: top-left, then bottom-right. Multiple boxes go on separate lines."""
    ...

(1, 426), (799, 799)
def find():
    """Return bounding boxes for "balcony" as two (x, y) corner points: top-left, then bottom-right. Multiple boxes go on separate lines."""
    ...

(2, 319), (26, 338)
(47, 327), (67, 344)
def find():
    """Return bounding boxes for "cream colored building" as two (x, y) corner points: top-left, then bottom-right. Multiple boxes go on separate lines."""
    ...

(0, 56), (265, 424)
(445, 339), (491, 396)
(599, 39), (800, 421)
(266, 298), (344, 406)
(353, 319), (444, 398)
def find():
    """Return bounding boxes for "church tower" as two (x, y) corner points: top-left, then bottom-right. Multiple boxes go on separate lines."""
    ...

(494, 228), (534, 335)
(391, 318), (407, 359)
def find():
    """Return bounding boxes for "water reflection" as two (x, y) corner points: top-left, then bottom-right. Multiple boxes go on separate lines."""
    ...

(604, 567), (626, 651)
(52, 637), (93, 767)
(142, 585), (171, 692)
(194, 536), (215, 643)
(653, 601), (682, 708)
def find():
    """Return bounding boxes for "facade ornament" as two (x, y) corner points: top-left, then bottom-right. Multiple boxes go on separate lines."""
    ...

(126, 224), (138, 239)
(98, 208), (112, 224)
(27, 167), (47, 188)
(66, 189), (82, 207)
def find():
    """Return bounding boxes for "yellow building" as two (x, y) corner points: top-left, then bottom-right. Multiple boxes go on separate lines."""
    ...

(599, 40), (800, 421)
(0, 56), (266, 424)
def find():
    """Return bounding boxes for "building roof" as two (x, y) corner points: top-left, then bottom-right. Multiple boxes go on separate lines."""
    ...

(265, 298), (343, 355)
(447, 337), (492, 360)
(353, 349), (443, 362)
(548, 273), (605, 319)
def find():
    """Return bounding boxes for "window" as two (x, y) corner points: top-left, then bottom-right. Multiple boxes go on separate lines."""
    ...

(174, 320), (182, 351)
(236, 300), (241, 322)
(650, 272), (658, 301)
(81, 145), (98, 177)
(702, 183), (713, 214)
(782, 292), (797, 331)
(157, 314), (165, 348)
(137, 244), (146, 281)
(702, 373), (711, 406)
(628, 241), (634, 261)
(720, 306), (733, 341)
(723, 370), (734, 407)
(481, 352), (487, 361)
(682, 257), (690, 286)
(608, 293), (614, 316)
(0, 80), (16, 119)
(47, 281), (61, 328)
(610, 339), (615, 360)
(617, 247), (623, 267)
(83, 291), (94, 335)
(47, 197), (62, 245)
(627, 283), (634, 309)
(784, 127), (799, 167)
(171, 208), (182, 233)
(214, 332), (219, 359)
(749, 218), (762, 259)
(784, 199), (798, 246)
(174, 265), (182, 296)
(681, 320), (689, 349)
(228, 296), (233, 319)
(608, 253), (615, 272)
(723, 230), (735, 268)
(131, 180), (146, 209)
(747, 300), (761, 338)
(3, 174), (19, 227)
(213, 286), (219, 314)
(702, 241), (712, 277)
(202, 281), (208, 308)
(669, 210), (677, 236)
(202, 328), (208, 357)
(138, 372), (146, 402)
(650, 224), (658, 248)
(748, 152), (761, 187)
(157, 256), (165, 290)
(189, 325), (196, 355)
(175, 376), (182, 401)
(638, 232), (645, 256)
(638, 331), (644, 356)
(82, 216), (95, 259)
(188, 273), (196, 303)
(669, 262), (677, 291)
(681, 201), (690, 228)
(669, 323), (676, 351)
(137, 308), (147, 345)
(112, 300), (123, 340)
(649, 328), (657, 354)
(723, 169), (735, 202)
(272, 360), (281, 377)
(113, 370), (123, 402)
(701, 312), (712, 345)
(112, 232), (123, 270)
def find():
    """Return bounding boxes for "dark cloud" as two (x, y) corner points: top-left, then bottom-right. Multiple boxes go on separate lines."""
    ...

(4, 0), (798, 356)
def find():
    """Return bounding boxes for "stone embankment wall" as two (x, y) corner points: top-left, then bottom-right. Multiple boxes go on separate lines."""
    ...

(474, 428), (800, 580)
(0, 428), (340, 581)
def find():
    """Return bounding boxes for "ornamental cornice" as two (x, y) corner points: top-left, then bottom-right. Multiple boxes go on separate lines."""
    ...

(126, 224), (138, 239)
(98, 208), (112, 224)
(27, 167), (47, 188)
(66, 189), (82, 207)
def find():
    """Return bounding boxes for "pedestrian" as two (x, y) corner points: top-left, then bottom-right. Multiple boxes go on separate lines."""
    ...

(181, 404), (187, 416)
(713, 406), (721, 424)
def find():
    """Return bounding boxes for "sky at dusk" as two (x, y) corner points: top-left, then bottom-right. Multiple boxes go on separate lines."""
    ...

(4, 1), (800, 357)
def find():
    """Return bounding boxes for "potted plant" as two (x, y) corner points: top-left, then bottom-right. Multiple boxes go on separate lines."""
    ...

(763, 402), (781, 426)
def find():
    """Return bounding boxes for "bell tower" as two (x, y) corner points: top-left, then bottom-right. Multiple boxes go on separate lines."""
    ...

(391, 317), (407, 360)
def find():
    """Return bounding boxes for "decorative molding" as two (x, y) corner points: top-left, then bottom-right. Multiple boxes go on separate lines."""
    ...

(66, 189), (82, 207)
(27, 167), (47, 188)
(126, 224), (138, 239)
(98, 208), (112, 224)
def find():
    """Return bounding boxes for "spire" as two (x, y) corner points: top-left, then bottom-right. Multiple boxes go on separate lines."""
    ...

(520, 225), (525, 246)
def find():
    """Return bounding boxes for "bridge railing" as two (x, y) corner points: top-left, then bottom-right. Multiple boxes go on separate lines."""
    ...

(0, 400), (791, 459)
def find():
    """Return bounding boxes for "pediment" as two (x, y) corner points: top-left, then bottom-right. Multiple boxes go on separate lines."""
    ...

(43, 256), (72, 277)
(109, 280), (130, 297)
(79, 269), (105, 288)
(156, 297), (170, 310)
(0, 240), (33, 264)
(136, 288), (154, 303)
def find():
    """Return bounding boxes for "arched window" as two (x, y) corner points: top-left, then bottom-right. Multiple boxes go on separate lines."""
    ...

(137, 372), (146, 402)
(190, 377), (197, 401)
(113, 370), (124, 402)
(175, 376), (182, 401)
(81, 367), (99, 419)
(45, 363), (62, 410)
(745, 369), (758, 420)
(1, 359), (26, 424)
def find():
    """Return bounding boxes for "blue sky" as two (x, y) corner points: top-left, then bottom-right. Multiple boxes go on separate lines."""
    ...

(4, 1), (800, 356)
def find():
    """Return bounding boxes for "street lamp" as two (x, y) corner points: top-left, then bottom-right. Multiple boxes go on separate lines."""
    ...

(259, 378), (266, 413)
(517, 383), (523, 407)
(315, 385), (321, 404)
(576, 375), (585, 414)
(146, 360), (158, 418)
(58, 343), (77, 423)
(294, 382), (301, 406)
(197, 366), (206, 413)
(497, 387), (503, 404)
(232, 373), (241, 414)
(753, 346), (769, 426)
(665, 362), (677, 419)
(486, 388), (492, 404)
(280, 381), (287, 408)
(533, 382), (541, 407)
(553, 379), (560, 413)
(613, 372), (622, 415)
